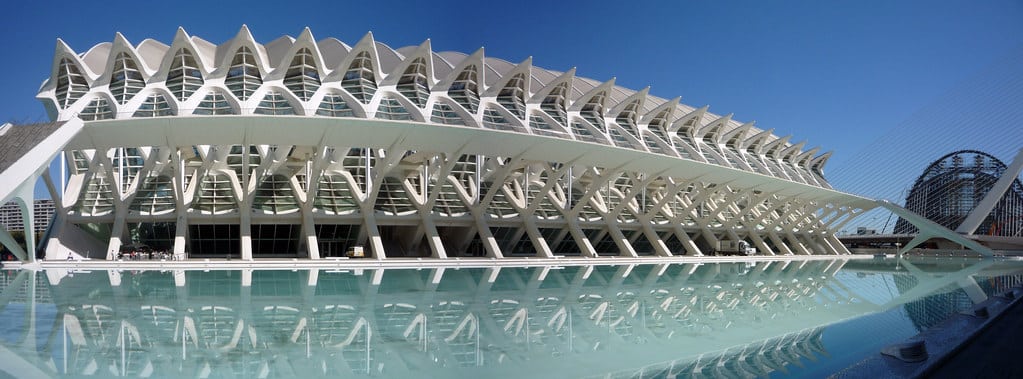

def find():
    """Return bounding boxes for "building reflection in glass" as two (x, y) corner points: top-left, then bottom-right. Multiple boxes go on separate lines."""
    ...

(0, 258), (1019, 378)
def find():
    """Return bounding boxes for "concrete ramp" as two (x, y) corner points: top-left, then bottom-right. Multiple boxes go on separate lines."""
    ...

(0, 119), (84, 261)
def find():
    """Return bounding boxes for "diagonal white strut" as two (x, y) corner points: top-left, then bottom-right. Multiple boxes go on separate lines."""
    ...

(956, 147), (1023, 235)
(877, 199), (993, 256)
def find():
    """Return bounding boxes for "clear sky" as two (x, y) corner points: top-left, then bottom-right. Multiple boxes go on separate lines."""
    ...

(1, 0), (1021, 232)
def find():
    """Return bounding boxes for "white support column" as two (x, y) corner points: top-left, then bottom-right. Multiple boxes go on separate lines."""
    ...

(173, 213), (187, 258)
(362, 212), (386, 260)
(170, 148), (188, 259)
(106, 209), (127, 260)
(522, 218), (554, 258)
(814, 233), (840, 255)
(826, 233), (852, 255)
(606, 223), (638, 257)
(641, 223), (672, 257)
(19, 198), (37, 261)
(746, 228), (775, 256)
(808, 233), (832, 254)
(0, 181), (38, 261)
(699, 227), (719, 254)
(785, 231), (812, 255)
(671, 224), (703, 256)
(565, 219), (598, 258)
(422, 216), (448, 259)
(302, 211), (320, 259)
(239, 204), (253, 260)
(42, 168), (62, 209)
(0, 227), (28, 262)
(766, 230), (794, 255)
(470, 211), (503, 258)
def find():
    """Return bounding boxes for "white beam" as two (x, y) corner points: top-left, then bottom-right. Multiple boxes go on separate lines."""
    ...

(957, 147), (1023, 235)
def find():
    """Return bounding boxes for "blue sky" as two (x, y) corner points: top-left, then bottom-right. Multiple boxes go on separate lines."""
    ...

(2, 0), (1021, 231)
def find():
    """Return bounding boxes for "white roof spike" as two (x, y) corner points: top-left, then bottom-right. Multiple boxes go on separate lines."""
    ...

(113, 32), (130, 46)
(173, 28), (190, 43)
(355, 31), (375, 47)
(527, 67), (575, 104)
(381, 39), (436, 86)
(103, 33), (155, 81)
(53, 39), (78, 66)
(641, 96), (680, 123)
(434, 46), (485, 92)
(780, 141), (806, 163)
(482, 55), (533, 98)
(214, 26), (270, 75)
(265, 28), (326, 82)
(234, 24), (255, 42)
(294, 28), (317, 46)
(323, 31), (381, 83)
(764, 135), (792, 159)
(742, 127), (775, 154)
(721, 121), (754, 148)
(695, 113), (732, 142)
(569, 77), (617, 111)
(669, 105), (708, 133)
(152, 28), (210, 81)
(810, 151), (833, 173)
(797, 146), (821, 167)
(48, 39), (97, 87)
(608, 86), (649, 118)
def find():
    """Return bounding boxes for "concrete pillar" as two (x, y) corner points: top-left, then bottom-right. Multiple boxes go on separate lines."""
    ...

(747, 229), (775, 256)
(106, 209), (127, 260)
(566, 219), (597, 258)
(240, 205), (253, 260)
(785, 231), (812, 255)
(471, 212), (503, 258)
(607, 223), (638, 257)
(826, 234), (852, 255)
(700, 227), (720, 254)
(422, 217), (448, 259)
(641, 223), (672, 257)
(173, 213), (188, 259)
(302, 211), (320, 259)
(671, 225), (702, 256)
(522, 218), (554, 258)
(767, 230), (794, 255)
(362, 212), (386, 260)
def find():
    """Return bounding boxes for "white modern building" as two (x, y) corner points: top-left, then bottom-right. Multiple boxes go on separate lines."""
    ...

(27, 26), (885, 261)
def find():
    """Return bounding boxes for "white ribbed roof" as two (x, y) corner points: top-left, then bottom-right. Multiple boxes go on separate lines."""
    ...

(36, 26), (833, 187)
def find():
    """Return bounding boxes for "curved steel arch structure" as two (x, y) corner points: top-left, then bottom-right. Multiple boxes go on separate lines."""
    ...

(894, 150), (1023, 237)
(33, 27), (877, 261)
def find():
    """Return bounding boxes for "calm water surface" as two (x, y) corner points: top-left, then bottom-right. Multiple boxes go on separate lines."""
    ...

(0, 257), (1020, 378)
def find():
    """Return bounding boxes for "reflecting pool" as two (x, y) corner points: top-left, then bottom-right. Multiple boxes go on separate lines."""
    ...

(0, 258), (1021, 378)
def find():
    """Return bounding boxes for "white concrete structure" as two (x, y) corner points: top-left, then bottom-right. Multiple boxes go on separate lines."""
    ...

(34, 27), (878, 261)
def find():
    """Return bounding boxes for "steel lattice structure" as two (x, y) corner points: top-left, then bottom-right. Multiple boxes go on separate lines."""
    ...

(894, 150), (1023, 237)
(36, 27), (876, 260)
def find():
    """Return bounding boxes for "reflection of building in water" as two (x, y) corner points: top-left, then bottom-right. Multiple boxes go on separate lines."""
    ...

(0, 261), (857, 378)
(898, 272), (1023, 331)
(608, 327), (828, 378)
(0, 260), (1010, 378)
